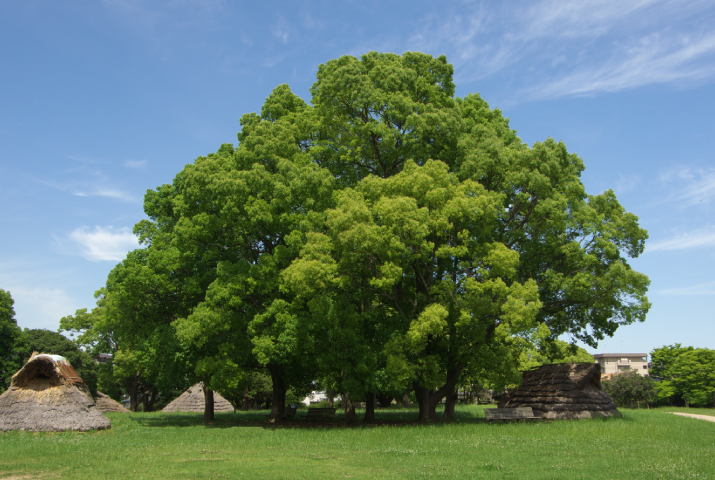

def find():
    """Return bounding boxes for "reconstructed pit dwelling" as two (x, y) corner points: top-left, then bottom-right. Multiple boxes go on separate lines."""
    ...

(162, 383), (234, 413)
(94, 391), (130, 413)
(499, 363), (621, 419)
(0, 353), (111, 432)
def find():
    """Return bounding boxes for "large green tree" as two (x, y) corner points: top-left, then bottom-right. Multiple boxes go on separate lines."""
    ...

(651, 345), (715, 408)
(85, 51), (650, 423)
(147, 88), (335, 421)
(671, 349), (715, 407)
(0, 289), (25, 392)
(649, 343), (695, 405)
(282, 52), (650, 420)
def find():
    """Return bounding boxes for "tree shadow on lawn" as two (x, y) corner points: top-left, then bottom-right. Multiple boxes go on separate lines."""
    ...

(125, 408), (487, 429)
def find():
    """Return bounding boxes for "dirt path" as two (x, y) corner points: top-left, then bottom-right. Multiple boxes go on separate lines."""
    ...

(668, 412), (715, 423)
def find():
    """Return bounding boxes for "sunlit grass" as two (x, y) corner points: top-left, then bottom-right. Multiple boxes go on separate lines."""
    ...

(1, 406), (713, 479)
(654, 406), (715, 417)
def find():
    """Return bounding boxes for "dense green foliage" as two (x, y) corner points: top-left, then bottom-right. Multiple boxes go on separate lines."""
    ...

(651, 344), (715, 407)
(0, 289), (24, 392)
(602, 370), (657, 407)
(61, 51), (650, 422)
(2, 408), (715, 479)
(17, 329), (99, 396)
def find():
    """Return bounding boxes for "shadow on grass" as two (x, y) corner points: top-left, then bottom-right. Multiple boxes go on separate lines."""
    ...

(125, 407), (489, 429)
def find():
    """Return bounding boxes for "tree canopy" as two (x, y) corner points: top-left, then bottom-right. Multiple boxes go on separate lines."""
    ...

(0, 289), (24, 393)
(651, 344), (715, 407)
(66, 51), (650, 422)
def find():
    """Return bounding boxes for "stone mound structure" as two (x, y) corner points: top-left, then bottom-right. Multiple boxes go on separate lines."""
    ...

(499, 363), (621, 419)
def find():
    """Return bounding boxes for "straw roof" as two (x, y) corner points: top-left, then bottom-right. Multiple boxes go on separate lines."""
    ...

(0, 353), (111, 432)
(95, 391), (130, 413)
(162, 383), (233, 413)
(499, 363), (621, 419)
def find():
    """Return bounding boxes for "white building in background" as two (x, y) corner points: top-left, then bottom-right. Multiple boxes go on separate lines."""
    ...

(594, 353), (649, 376)
(302, 391), (327, 406)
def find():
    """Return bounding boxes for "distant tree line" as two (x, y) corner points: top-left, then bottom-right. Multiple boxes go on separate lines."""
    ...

(3, 52), (652, 422)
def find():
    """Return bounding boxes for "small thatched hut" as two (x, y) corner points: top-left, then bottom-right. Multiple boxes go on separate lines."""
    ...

(162, 383), (233, 413)
(95, 391), (130, 413)
(0, 353), (111, 432)
(499, 363), (621, 419)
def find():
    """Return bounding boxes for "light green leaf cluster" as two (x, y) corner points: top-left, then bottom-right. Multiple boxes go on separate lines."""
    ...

(652, 345), (715, 407)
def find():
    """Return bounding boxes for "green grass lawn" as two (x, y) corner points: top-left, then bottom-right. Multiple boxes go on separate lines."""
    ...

(1, 406), (714, 479)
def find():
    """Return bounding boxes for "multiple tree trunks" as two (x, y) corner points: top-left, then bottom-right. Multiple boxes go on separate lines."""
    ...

(499, 363), (621, 420)
(162, 383), (233, 414)
(414, 364), (465, 421)
(0, 354), (111, 432)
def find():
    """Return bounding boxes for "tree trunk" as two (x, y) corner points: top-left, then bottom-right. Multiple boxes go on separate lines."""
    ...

(414, 382), (432, 422)
(364, 392), (376, 422)
(343, 391), (357, 423)
(327, 388), (334, 408)
(268, 364), (286, 422)
(444, 388), (458, 418)
(142, 384), (158, 412)
(203, 383), (215, 421)
(442, 368), (462, 419)
(402, 391), (410, 408)
(124, 374), (140, 412)
(414, 364), (466, 421)
(241, 386), (250, 411)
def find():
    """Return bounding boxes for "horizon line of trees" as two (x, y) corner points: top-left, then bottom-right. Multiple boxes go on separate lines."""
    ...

(3, 51), (652, 422)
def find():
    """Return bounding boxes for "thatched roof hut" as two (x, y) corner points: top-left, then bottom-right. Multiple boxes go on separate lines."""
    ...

(498, 363), (621, 419)
(0, 353), (111, 432)
(95, 391), (130, 413)
(162, 383), (233, 413)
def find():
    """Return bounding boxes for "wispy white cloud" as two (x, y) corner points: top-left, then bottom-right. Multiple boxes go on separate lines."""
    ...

(38, 178), (138, 203)
(404, 0), (715, 101)
(36, 155), (141, 203)
(648, 228), (715, 251)
(62, 226), (140, 262)
(669, 167), (715, 205)
(271, 16), (292, 44)
(123, 159), (147, 169)
(662, 280), (715, 295)
(74, 188), (137, 202)
(262, 55), (286, 68)
(525, 31), (715, 99)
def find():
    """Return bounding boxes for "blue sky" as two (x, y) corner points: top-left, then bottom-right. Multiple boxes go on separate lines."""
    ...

(1, 0), (714, 356)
